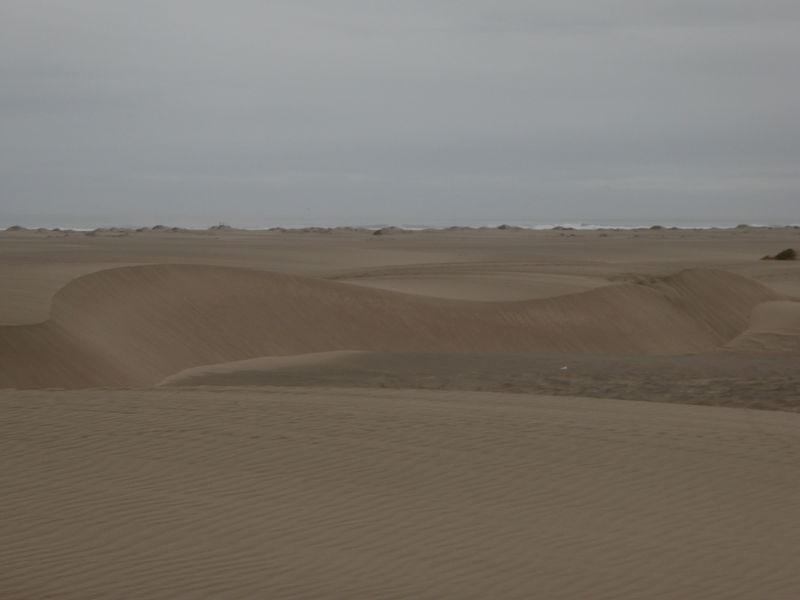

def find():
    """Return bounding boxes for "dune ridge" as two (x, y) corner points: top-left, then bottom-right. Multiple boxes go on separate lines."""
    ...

(0, 264), (784, 389)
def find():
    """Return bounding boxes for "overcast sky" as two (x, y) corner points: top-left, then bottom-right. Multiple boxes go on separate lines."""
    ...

(1, 1), (798, 227)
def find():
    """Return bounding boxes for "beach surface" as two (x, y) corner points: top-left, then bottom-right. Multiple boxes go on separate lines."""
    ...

(2, 225), (799, 598)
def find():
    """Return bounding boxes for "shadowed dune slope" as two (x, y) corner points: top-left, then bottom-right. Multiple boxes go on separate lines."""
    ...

(0, 264), (783, 388)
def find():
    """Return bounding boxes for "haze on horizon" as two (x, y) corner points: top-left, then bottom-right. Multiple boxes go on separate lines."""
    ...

(1, 1), (799, 229)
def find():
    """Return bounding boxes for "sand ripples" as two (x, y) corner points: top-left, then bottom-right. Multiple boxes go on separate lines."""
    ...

(3, 387), (800, 598)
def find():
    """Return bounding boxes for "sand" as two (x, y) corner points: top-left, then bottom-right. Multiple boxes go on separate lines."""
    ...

(1, 226), (800, 598)
(2, 225), (799, 325)
(162, 350), (800, 412)
(0, 264), (785, 388)
(3, 387), (800, 599)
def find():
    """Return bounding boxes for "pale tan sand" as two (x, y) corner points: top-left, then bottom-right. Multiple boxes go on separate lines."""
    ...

(0, 264), (783, 388)
(162, 350), (800, 412)
(337, 270), (610, 300)
(3, 387), (800, 599)
(1, 227), (797, 391)
(0, 228), (459, 325)
(727, 300), (800, 352)
(1, 226), (799, 325)
(2, 227), (800, 598)
(159, 350), (367, 386)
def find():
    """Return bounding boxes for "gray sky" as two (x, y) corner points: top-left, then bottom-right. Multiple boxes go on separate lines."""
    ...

(1, 1), (799, 227)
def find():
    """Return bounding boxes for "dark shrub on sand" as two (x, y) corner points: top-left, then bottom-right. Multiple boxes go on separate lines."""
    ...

(373, 226), (405, 236)
(762, 248), (797, 261)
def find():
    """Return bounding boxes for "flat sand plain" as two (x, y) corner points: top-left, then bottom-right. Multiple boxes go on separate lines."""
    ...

(1, 226), (800, 598)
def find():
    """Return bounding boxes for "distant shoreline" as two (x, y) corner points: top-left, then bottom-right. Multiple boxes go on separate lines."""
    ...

(3, 222), (800, 235)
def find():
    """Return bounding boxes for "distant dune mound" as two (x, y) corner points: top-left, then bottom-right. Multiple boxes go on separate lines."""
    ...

(0, 265), (784, 388)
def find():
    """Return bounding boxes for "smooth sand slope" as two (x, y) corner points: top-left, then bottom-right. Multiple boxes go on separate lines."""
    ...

(3, 387), (800, 599)
(0, 264), (784, 388)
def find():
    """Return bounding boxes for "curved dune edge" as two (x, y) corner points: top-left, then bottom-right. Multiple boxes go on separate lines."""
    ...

(0, 264), (785, 389)
(726, 300), (800, 353)
(159, 351), (366, 386)
(337, 271), (611, 301)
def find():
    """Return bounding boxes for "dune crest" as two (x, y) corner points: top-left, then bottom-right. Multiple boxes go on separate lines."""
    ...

(0, 264), (783, 389)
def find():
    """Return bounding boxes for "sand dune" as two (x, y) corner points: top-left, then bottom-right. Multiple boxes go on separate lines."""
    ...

(0, 264), (783, 388)
(0, 228), (459, 325)
(3, 387), (800, 599)
(727, 300), (800, 352)
(3, 226), (799, 324)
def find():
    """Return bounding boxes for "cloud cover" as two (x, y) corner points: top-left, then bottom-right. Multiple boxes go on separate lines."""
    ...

(1, 1), (798, 226)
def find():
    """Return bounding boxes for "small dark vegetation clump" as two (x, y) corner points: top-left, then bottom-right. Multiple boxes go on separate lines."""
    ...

(373, 226), (405, 236)
(208, 223), (232, 231)
(761, 248), (797, 261)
